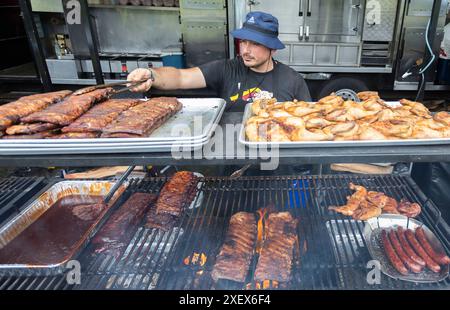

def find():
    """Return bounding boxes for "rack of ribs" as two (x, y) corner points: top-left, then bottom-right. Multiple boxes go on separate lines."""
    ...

(92, 193), (157, 258)
(5, 123), (58, 135)
(101, 97), (182, 138)
(61, 99), (140, 134)
(153, 171), (198, 217)
(51, 132), (100, 139)
(211, 212), (257, 283)
(2, 129), (59, 139)
(254, 212), (298, 283)
(0, 90), (72, 130)
(21, 88), (112, 126)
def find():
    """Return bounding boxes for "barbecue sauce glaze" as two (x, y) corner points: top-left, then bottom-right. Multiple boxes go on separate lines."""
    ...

(0, 195), (105, 265)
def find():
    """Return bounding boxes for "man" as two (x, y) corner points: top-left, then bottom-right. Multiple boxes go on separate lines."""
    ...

(128, 11), (311, 111)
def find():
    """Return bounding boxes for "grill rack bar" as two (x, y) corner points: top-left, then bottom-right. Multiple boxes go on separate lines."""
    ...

(0, 175), (449, 290)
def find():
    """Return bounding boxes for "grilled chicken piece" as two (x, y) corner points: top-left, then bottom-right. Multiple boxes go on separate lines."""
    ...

(433, 111), (450, 126)
(6, 122), (58, 135)
(318, 95), (344, 106)
(358, 91), (380, 101)
(291, 127), (334, 141)
(358, 125), (388, 140)
(254, 212), (298, 283)
(328, 183), (367, 216)
(366, 191), (390, 208)
(381, 197), (400, 214)
(352, 200), (382, 221)
(399, 99), (431, 119)
(251, 98), (278, 116)
(246, 118), (291, 142)
(22, 88), (112, 126)
(154, 171), (198, 217)
(211, 212), (256, 283)
(397, 199), (421, 218)
(305, 118), (333, 129)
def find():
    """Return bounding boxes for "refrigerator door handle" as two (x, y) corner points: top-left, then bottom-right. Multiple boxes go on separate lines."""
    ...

(299, 0), (304, 16)
(299, 25), (304, 40)
(307, 0), (312, 16)
(305, 25), (310, 40)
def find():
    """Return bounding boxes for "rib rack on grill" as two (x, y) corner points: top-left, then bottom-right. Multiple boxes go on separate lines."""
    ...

(211, 212), (257, 283)
(254, 212), (298, 283)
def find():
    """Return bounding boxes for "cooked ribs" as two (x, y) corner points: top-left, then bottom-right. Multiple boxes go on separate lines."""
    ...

(0, 90), (71, 130)
(145, 207), (178, 231)
(101, 97), (182, 137)
(51, 132), (100, 139)
(211, 212), (257, 283)
(154, 171), (198, 217)
(3, 129), (59, 139)
(21, 88), (112, 126)
(61, 99), (140, 133)
(6, 122), (58, 135)
(92, 193), (157, 258)
(254, 212), (298, 283)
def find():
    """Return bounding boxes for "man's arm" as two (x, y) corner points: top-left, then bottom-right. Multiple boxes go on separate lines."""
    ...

(127, 67), (206, 92)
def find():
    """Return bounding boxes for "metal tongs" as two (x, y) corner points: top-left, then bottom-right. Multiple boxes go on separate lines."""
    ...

(103, 165), (136, 204)
(73, 77), (153, 96)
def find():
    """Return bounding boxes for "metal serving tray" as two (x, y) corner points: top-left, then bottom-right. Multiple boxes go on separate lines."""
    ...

(239, 102), (450, 148)
(0, 140), (208, 155)
(0, 181), (127, 276)
(364, 214), (450, 283)
(0, 98), (226, 145)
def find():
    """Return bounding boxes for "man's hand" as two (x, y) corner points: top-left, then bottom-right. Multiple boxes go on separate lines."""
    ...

(127, 68), (153, 93)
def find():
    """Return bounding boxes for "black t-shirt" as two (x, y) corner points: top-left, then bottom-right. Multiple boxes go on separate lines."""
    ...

(199, 57), (311, 111)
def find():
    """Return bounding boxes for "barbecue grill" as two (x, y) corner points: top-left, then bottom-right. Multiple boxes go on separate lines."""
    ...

(0, 174), (448, 290)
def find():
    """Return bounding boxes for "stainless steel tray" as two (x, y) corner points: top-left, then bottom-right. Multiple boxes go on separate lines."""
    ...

(0, 181), (127, 276)
(364, 214), (450, 283)
(0, 140), (208, 155)
(239, 102), (450, 148)
(0, 98), (226, 145)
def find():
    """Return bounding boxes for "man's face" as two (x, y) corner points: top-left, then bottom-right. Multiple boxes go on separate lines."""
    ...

(239, 40), (273, 69)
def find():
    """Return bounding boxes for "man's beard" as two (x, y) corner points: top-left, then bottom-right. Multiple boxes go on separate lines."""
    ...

(242, 55), (271, 71)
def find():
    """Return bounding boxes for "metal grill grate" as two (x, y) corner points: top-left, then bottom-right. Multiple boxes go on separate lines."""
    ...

(0, 175), (449, 290)
(0, 177), (48, 224)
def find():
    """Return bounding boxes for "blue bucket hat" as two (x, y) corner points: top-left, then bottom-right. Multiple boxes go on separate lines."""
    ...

(231, 11), (285, 50)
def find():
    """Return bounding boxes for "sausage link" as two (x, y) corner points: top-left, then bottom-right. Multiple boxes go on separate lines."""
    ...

(388, 230), (423, 273)
(396, 227), (425, 267)
(415, 227), (450, 265)
(381, 230), (408, 275)
(405, 229), (441, 273)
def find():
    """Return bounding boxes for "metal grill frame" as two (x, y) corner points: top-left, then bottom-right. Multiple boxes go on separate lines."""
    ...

(0, 175), (449, 290)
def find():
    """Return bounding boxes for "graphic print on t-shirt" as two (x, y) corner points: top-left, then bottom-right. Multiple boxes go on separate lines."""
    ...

(229, 87), (274, 103)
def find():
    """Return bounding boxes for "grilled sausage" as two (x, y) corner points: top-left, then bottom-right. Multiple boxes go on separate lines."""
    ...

(388, 229), (423, 273)
(396, 227), (425, 267)
(381, 230), (408, 275)
(405, 229), (441, 273)
(415, 227), (450, 265)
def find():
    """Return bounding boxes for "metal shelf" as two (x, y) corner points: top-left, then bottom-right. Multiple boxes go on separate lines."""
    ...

(89, 4), (180, 12)
(1, 112), (450, 167)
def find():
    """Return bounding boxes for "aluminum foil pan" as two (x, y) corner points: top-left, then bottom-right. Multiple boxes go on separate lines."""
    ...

(0, 180), (127, 276)
(364, 214), (450, 283)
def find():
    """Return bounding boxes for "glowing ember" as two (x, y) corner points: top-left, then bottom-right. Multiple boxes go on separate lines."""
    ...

(249, 280), (279, 290)
(183, 252), (207, 267)
(255, 208), (268, 254)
